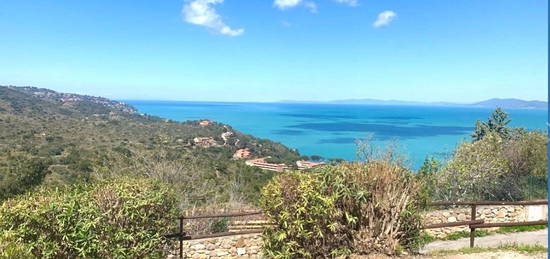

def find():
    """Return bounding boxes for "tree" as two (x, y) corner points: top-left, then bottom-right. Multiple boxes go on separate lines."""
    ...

(472, 108), (511, 141)
(471, 120), (489, 141)
(435, 130), (548, 201)
(310, 155), (324, 161)
(0, 154), (51, 200)
(417, 157), (441, 198)
(437, 133), (510, 201)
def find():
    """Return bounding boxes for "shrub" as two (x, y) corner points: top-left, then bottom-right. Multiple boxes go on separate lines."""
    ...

(0, 177), (178, 258)
(0, 232), (33, 259)
(210, 218), (229, 233)
(432, 108), (548, 201)
(260, 162), (426, 258)
(433, 130), (547, 201)
(0, 154), (50, 201)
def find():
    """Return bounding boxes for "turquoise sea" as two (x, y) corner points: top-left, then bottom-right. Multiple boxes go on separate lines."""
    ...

(126, 101), (548, 169)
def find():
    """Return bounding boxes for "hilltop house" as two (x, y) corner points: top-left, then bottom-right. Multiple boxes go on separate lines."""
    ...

(193, 137), (218, 148)
(233, 148), (251, 159)
(199, 120), (211, 127)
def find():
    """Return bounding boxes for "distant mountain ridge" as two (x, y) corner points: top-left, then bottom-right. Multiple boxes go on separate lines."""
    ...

(471, 98), (547, 109)
(280, 98), (547, 109)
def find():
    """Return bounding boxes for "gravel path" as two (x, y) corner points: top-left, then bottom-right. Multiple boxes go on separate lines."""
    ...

(420, 230), (548, 253)
(350, 252), (547, 259)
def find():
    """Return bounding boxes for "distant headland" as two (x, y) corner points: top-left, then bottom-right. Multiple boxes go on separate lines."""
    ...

(280, 98), (548, 110)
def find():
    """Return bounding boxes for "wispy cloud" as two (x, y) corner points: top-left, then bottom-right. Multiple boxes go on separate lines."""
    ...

(274, 0), (317, 13)
(183, 0), (244, 36)
(274, 0), (302, 9)
(281, 20), (293, 27)
(334, 0), (358, 7)
(373, 10), (396, 28)
(303, 1), (318, 13)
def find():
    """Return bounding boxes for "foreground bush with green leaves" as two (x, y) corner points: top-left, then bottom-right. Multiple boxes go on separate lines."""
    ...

(420, 108), (548, 201)
(0, 177), (178, 258)
(260, 162), (426, 258)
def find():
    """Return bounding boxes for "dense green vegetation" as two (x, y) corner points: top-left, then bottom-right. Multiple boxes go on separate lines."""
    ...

(418, 108), (547, 201)
(0, 177), (177, 258)
(0, 86), (304, 257)
(0, 86), (547, 257)
(0, 86), (300, 204)
(260, 160), (426, 258)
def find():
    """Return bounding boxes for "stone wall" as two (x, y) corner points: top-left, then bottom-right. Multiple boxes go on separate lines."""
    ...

(423, 204), (547, 238)
(178, 233), (262, 259)
(175, 205), (548, 258)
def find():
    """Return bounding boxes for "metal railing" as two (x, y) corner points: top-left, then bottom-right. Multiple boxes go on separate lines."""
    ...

(165, 200), (548, 258)
(165, 211), (264, 258)
(425, 200), (548, 248)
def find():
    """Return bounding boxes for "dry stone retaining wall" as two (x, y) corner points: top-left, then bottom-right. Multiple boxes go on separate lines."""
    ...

(175, 205), (547, 258)
(177, 233), (262, 259)
(423, 205), (547, 238)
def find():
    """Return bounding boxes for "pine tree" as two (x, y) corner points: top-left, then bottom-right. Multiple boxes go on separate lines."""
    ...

(471, 107), (511, 141)
(472, 120), (488, 141)
(487, 107), (511, 137)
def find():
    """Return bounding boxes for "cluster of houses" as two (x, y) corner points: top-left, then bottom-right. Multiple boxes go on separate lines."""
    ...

(194, 120), (325, 172)
(20, 86), (136, 113)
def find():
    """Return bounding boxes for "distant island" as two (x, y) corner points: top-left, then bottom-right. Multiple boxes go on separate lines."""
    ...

(471, 98), (547, 110)
(281, 98), (548, 110)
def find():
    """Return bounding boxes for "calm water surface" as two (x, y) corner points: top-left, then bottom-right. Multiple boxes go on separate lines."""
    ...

(125, 101), (548, 169)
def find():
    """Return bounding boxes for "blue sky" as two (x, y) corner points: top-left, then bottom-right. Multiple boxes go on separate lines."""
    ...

(0, 0), (547, 102)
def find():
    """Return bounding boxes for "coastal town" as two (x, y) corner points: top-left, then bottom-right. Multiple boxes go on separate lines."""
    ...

(194, 120), (326, 172)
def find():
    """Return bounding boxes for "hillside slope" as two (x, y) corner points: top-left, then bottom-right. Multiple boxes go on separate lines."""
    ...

(0, 86), (302, 203)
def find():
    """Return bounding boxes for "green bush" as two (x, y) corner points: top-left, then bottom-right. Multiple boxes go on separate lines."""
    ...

(0, 177), (178, 258)
(260, 162), (426, 258)
(433, 130), (547, 201)
(431, 108), (548, 201)
(0, 154), (51, 201)
(210, 218), (229, 233)
(0, 232), (34, 259)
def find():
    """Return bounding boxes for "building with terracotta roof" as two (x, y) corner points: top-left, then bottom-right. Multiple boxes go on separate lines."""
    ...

(245, 158), (289, 172)
(233, 148), (251, 159)
(296, 160), (326, 170)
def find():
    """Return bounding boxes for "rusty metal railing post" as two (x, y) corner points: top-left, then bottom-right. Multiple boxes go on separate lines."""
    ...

(469, 204), (476, 248)
(179, 216), (184, 258)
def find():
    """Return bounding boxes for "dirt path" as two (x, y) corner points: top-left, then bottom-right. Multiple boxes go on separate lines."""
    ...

(424, 251), (547, 259)
(420, 230), (548, 253)
(350, 252), (547, 259)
